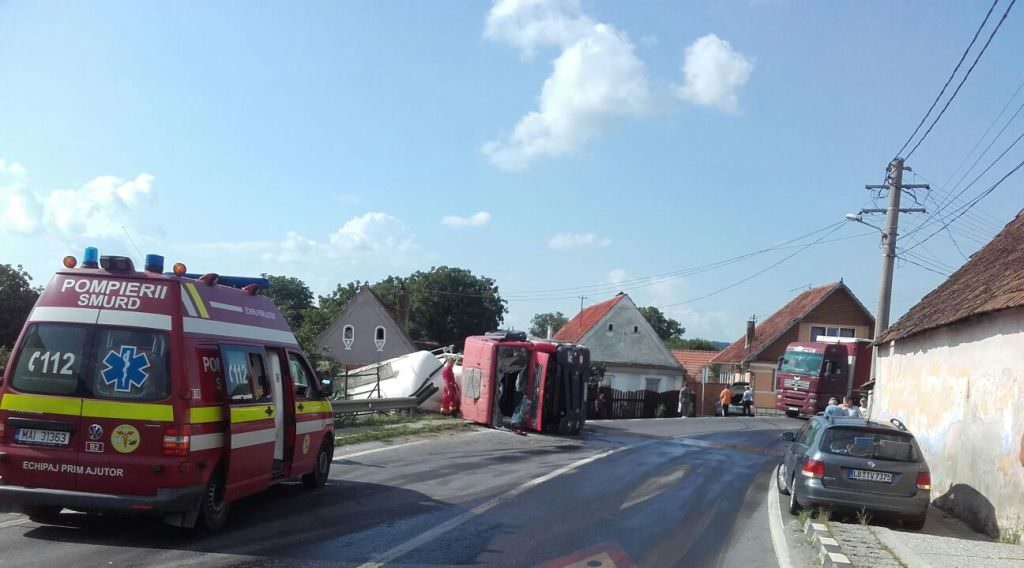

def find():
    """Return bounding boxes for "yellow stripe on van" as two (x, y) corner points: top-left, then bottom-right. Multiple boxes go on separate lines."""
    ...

(189, 406), (226, 424)
(184, 282), (209, 319)
(0, 393), (82, 417)
(296, 400), (332, 414)
(230, 405), (274, 423)
(82, 399), (174, 422)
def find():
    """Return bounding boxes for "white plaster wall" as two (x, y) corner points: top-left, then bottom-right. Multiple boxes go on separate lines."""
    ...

(605, 369), (682, 392)
(873, 307), (1024, 528)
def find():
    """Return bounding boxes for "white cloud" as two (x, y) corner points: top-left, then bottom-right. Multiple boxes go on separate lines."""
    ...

(0, 160), (157, 240)
(548, 232), (611, 249)
(482, 0), (652, 171)
(676, 34), (753, 113)
(441, 211), (492, 228)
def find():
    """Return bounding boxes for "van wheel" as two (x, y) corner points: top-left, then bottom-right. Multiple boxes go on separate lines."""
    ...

(24, 506), (62, 524)
(788, 478), (802, 516)
(776, 463), (790, 496)
(199, 472), (230, 531)
(303, 441), (332, 489)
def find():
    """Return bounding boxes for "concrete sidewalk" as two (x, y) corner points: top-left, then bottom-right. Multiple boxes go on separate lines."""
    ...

(830, 505), (1024, 568)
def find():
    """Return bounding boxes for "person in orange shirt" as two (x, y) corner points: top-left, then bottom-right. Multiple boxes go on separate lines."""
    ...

(719, 385), (733, 417)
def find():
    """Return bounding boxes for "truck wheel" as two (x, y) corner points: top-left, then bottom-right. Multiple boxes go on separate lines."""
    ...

(776, 463), (790, 496)
(303, 441), (332, 489)
(199, 472), (230, 531)
(24, 505), (62, 524)
(788, 478), (802, 516)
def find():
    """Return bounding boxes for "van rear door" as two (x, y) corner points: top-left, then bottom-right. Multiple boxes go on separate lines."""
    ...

(1, 323), (89, 492)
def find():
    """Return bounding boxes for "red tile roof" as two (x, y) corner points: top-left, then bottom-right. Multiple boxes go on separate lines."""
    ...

(672, 349), (719, 379)
(878, 210), (1024, 343)
(711, 282), (851, 365)
(553, 293), (626, 343)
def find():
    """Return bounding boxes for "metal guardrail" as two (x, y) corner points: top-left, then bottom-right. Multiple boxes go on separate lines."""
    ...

(331, 397), (419, 415)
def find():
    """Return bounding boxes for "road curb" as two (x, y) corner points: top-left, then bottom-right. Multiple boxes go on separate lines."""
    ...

(804, 521), (852, 567)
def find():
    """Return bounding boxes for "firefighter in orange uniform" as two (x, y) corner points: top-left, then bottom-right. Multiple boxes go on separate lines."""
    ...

(440, 357), (460, 416)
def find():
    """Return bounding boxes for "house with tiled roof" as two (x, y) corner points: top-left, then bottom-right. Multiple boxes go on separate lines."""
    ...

(710, 282), (874, 409)
(672, 349), (719, 383)
(872, 210), (1024, 536)
(555, 293), (683, 395)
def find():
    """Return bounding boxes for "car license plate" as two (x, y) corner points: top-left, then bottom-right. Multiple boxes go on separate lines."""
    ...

(14, 428), (70, 447)
(848, 469), (893, 483)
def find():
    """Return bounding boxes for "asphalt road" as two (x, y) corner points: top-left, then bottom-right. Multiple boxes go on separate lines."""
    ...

(0, 415), (802, 568)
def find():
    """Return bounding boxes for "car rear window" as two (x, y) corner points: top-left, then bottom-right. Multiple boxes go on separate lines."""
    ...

(11, 323), (170, 402)
(821, 427), (921, 462)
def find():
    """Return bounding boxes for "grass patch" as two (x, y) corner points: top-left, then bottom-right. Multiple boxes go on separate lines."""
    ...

(814, 508), (833, 533)
(333, 420), (472, 446)
(856, 508), (873, 526)
(798, 509), (812, 528)
(999, 526), (1022, 545)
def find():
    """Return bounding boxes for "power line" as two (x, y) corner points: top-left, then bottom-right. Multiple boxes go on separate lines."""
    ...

(897, 254), (951, 277)
(904, 0), (1017, 160)
(894, 0), (1001, 159)
(902, 155), (1024, 255)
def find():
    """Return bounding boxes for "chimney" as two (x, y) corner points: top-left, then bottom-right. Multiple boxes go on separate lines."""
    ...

(397, 284), (411, 333)
(546, 325), (553, 339)
(744, 315), (757, 349)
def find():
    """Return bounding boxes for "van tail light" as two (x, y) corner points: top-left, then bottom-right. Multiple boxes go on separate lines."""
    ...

(801, 458), (826, 479)
(916, 471), (932, 491)
(163, 425), (191, 457)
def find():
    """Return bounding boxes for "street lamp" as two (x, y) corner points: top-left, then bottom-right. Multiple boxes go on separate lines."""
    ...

(845, 212), (883, 233)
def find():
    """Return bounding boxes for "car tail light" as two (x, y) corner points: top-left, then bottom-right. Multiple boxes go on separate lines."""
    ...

(163, 425), (191, 457)
(801, 458), (825, 478)
(916, 471), (931, 491)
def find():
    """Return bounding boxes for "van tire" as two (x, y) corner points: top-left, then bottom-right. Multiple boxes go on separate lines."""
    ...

(24, 505), (62, 524)
(303, 440), (332, 489)
(199, 472), (230, 532)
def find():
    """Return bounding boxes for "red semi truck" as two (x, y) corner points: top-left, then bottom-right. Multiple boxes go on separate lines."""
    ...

(460, 331), (589, 434)
(774, 337), (872, 417)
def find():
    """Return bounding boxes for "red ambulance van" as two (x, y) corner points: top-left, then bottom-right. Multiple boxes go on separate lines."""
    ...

(0, 249), (335, 530)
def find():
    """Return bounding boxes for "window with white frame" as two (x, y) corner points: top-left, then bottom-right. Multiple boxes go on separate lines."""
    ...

(342, 325), (354, 350)
(374, 326), (386, 352)
(607, 323), (614, 334)
(810, 325), (856, 339)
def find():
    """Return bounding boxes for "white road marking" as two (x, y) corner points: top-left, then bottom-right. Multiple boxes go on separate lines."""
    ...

(767, 465), (795, 568)
(356, 447), (625, 568)
(0, 517), (28, 529)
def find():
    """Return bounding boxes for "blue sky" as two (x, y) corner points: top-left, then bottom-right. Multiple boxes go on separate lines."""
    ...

(2, 0), (1022, 342)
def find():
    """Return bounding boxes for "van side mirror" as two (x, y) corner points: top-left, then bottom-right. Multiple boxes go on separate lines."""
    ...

(318, 373), (335, 397)
(780, 431), (796, 442)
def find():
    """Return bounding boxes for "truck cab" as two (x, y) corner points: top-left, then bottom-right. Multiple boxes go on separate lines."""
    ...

(775, 338), (872, 417)
(460, 332), (589, 434)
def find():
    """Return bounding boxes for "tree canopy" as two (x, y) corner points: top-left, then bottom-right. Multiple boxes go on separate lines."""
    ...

(638, 306), (685, 341)
(263, 274), (314, 330)
(665, 337), (721, 351)
(529, 311), (568, 338)
(0, 264), (40, 349)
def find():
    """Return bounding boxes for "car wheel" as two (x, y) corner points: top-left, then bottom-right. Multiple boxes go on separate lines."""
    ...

(199, 471), (230, 532)
(24, 505), (62, 524)
(303, 440), (332, 489)
(787, 477), (802, 515)
(776, 463), (791, 495)
(903, 512), (927, 530)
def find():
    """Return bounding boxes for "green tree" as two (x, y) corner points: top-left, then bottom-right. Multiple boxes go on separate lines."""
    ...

(665, 337), (720, 351)
(638, 306), (685, 341)
(405, 266), (506, 349)
(0, 264), (40, 349)
(263, 274), (314, 330)
(529, 311), (568, 338)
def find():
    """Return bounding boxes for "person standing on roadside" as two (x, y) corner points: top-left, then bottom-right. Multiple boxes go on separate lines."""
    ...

(719, 385), (733, 417)
(844, 396), (862, 418)
(679, 383), (692, 418)
(824, 397), (843, 417)
(741, 386), (754, 416)
(440, 357), (459, 416)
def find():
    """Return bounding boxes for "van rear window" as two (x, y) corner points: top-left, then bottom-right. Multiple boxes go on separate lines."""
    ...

(11, 324), (170, 402)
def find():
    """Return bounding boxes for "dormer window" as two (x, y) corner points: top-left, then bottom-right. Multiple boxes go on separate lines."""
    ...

(342, 325), (354, 350)
(607, 323), (614, 333)
(633, 325), (639, 334)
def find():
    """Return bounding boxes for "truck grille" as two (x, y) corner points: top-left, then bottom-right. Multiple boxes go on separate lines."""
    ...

(783, 378), (811, 390)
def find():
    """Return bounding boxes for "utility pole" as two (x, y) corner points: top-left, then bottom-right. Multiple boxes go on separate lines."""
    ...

(859, 157), (928, 372)
(577, 295), (587, 335)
